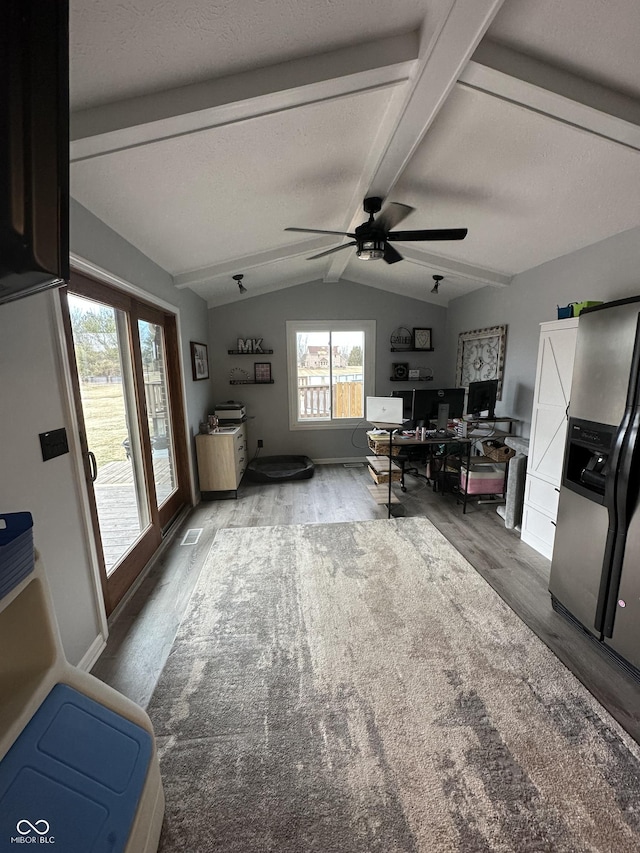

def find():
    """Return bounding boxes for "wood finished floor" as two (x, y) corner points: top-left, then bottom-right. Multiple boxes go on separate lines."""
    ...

(91, 463), (640, 744)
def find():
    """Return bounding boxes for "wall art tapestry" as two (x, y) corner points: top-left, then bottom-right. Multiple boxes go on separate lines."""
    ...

(456, 325), (506, 398)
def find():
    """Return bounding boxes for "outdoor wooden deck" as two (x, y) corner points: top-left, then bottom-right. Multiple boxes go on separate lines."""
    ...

(94, 459), (174, 572)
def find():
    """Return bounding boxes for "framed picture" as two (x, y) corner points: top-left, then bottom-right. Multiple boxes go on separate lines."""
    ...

(413, 328), (433, 351)
(190, 341), (209, 381)
(456, 325), (507, 398)
(254, 362), (272, 383)
(392, 362), (409, 381)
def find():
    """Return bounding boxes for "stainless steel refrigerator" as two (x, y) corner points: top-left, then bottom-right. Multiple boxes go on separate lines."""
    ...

(549, 296), (640, 676)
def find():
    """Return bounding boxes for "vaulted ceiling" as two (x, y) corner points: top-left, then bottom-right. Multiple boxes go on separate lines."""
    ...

(69, 0), (640, 307)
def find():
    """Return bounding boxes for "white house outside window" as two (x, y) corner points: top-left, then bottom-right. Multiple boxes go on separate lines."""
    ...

(286, 320), (376, 430)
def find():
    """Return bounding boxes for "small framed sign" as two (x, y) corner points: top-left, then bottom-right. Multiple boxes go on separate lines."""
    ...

(390, 326), (412, 350)
(254, 362), (272, 383)
(392, 362), (409, 381)
(413, 328), (433, 351)
(190, 341), (209, 380)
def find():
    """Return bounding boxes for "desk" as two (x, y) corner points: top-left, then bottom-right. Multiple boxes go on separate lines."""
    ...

(463, 416), (519, 435)
(458, 417), (519, 455)
(366, 431), (473, 512)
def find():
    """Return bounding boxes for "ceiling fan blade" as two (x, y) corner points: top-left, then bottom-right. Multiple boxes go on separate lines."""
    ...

(377, 202), (414, 232)
(285, 227), (354, 237)
(383, 243), (404, 264)
(388, 228), (468, 241)
(307, 242), (357, 260)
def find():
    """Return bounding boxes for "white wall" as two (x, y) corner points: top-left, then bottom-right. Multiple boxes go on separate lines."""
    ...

(0, 292), (104, 666)
(445, 226), (640, 437)
(209, 279), (449, 460)
(0, 201), (211, 667)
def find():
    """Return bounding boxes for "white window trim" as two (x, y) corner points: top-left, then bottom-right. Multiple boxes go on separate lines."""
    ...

(286, 319), (376, 430)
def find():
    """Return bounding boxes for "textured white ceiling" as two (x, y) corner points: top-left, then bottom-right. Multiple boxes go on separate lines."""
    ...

(488, 0), (640, 99)
(71, 89), (397, 273)
(395, 84), (640, 274)
(69, 0), (640, 307)
(70, 0), (439, 110)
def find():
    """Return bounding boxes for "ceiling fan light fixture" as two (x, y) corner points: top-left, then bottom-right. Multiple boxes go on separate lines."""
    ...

(431, 274), (444, 294)
(357, 239), (385, 261)
(286, 197), (467, 265)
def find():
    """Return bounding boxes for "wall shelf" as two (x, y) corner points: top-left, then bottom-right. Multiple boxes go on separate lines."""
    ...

(389, 377), (433, 382)
(229, 379), (274, 385)
(227, 349), (273, 355)
(390, 348), (434, 353)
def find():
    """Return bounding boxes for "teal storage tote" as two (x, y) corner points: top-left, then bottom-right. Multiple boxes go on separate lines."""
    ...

(557, 304), (576, 319)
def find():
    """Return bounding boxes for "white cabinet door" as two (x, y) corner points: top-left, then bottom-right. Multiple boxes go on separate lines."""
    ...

(528, 320), (579, 487)
(522, 319), (578, 558)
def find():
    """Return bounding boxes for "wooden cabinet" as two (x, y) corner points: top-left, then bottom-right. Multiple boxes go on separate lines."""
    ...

(521, 318), (579, 558)
(196, 424), (247, 497)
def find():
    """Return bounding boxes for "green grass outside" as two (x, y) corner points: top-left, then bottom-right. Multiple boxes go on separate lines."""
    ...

(80, 382), (129, 467)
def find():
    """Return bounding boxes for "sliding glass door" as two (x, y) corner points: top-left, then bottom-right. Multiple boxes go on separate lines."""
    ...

(61, 273), (190, 614)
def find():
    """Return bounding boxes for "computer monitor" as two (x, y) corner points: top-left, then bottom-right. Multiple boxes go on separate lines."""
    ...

(466, 379), (498, 418)
(391, 389), (415, 425)
(413, 388), (465, 425)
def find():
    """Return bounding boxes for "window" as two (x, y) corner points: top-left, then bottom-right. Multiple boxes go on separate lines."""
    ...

(286, 320), (376, 429)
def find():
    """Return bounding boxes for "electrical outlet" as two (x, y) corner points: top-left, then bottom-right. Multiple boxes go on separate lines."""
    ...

(257, 439), (264, 448)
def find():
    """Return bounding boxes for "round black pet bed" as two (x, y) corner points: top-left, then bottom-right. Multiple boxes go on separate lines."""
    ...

(246, 455), (315, 483)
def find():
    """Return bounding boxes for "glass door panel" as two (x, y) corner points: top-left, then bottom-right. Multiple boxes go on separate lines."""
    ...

(331, 330), (364, 419)
(68, 294), (151, 576)
(63, 272), (190, 615)
(138, 319), (176, 507)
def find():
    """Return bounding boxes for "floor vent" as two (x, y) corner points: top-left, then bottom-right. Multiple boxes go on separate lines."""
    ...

(181, 528), (203, 546)
(343, 462), (365, 468)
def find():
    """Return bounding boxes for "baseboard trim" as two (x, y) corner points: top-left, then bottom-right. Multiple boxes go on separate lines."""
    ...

(79, 633), (107, 672)
(313, 456), (367, 465)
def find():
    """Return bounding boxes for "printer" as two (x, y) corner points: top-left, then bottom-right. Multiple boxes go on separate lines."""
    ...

(214, 400), (246, 423)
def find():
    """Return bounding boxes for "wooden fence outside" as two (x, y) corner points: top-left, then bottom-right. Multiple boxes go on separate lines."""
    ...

(298, 382), (363, 420)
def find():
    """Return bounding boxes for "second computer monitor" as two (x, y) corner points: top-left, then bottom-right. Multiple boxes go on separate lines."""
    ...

(391, 389), (415, 424)
(413, 388), (465, 425)
(466, 379), (498, 418)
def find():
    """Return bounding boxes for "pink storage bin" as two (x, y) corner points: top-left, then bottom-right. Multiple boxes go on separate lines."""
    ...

(460, 464), (505, 495)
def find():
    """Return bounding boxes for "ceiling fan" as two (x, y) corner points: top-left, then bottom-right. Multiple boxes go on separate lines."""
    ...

(285, 196), (467, 264)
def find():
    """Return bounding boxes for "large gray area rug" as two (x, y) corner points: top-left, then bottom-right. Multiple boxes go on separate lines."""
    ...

(147, 518), (640, 852)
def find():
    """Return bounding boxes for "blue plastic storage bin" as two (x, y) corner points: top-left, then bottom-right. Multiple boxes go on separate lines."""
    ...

(0, 512), (34, 600)
(0, 683), (153, 853)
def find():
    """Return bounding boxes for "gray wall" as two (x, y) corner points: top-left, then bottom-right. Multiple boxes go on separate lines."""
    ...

(444, 226), (640, 437)
(209, 280), (448, 460)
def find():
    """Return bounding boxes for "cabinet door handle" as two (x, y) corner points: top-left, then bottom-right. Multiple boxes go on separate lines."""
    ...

(554, 487), (560, 493)
(551, 520), (557, 527)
